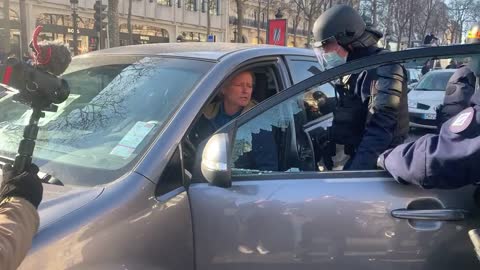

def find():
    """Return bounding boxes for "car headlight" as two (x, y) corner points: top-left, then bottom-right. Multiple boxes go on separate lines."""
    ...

(408, 100), (418, 108)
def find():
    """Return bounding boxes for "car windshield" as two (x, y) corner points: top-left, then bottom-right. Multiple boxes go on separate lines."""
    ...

(0, 55), (213, 186)
(415, 71), (454, 91)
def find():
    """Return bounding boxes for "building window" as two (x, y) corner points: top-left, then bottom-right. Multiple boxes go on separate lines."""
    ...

(177, 0), (181, 8)
(185, 0), (196, 11)
(209, 0), (219, 15)
(200, 0), (217, 14)
(157, 0), (171, 6)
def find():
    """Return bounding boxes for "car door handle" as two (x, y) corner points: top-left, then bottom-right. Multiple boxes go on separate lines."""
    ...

(391, 209), (468, 221)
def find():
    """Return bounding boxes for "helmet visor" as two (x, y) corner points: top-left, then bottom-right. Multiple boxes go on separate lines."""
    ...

(313, 37), (347, 70)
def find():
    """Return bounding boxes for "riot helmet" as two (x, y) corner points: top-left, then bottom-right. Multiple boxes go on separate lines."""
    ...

(312, 5), (381, 70)
(313, 5), (365, 48)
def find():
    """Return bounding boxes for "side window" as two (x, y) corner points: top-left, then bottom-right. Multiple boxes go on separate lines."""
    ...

(231, 53), (478, 177)
(231, 81), (338, 175)
(182, 64), (284, 174)
(156, 146), (185, 196)
(286, 56), (322, 84)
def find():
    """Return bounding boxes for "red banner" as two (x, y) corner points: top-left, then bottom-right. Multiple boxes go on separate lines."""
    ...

(267, 19), (287, 46)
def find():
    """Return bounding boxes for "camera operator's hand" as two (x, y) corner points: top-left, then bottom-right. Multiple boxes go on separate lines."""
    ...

(1, 164), (43, 209)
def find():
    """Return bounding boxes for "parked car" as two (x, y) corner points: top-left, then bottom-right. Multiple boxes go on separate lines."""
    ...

(408, 69), (456, 129)
(406, 68), (421, 91)
(0, 43), (479, 270)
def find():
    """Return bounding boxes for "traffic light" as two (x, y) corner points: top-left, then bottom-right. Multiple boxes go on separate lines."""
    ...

(94, 0), (107, 32)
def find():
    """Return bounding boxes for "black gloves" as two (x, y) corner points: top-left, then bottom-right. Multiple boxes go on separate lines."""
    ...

(0, 164), (43, 209)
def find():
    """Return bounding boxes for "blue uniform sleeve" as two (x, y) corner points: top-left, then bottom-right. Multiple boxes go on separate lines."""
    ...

(379, 109), (480, 189)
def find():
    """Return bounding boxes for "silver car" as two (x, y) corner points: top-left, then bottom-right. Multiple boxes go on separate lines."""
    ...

(408, 69), (455, 129)
(0, 43), (479, 270)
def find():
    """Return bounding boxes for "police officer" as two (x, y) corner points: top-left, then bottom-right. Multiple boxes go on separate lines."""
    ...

(0, 164), (43, 270)
(436, 26), (478, 129)
(377, 23), (480, 261)
(312, 5), (409, 170)
(378, 22), (480, 189)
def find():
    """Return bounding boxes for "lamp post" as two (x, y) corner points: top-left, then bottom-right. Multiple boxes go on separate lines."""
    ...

(274, 8), (283, 19)
(70, 0), (78, 55)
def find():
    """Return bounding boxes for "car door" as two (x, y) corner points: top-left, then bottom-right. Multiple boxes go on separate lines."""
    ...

(188, 44), (480, 270)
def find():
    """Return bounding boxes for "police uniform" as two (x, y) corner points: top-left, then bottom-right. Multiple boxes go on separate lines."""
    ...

(379, 92), (480, 188)
(437, 65), (476, 129)
(311, 5), (408, 170)
(0, 197), (39, 270)
(379, 22), (480, 188)
(340, 47), (409, 170)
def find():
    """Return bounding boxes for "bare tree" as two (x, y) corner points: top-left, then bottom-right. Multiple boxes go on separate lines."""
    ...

(292, 0), (324, 48)
(108, 0), (120, 47)
(448, 0), (476, 43)
(207, 0), (211, 36)
(1, 0), (10, 54)
(391, 0), (411, 51)
(287, 0), (303, 47)
(234, 0), (248, 43)
(127, 0), (133, 45)
(19, 0), (27, 56)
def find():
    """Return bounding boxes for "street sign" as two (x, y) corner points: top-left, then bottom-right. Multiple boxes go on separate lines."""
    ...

(267, 19), (287, 46)
(207, 35), (215, 42)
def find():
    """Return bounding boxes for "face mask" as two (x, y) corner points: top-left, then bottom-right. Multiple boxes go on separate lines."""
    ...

(323, 51), (347, 69)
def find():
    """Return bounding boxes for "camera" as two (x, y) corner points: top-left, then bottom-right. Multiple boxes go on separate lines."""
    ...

(0, 57), (70, 111)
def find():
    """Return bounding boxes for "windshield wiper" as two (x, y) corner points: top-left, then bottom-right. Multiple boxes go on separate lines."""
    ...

(38, 172), (64, 186)
(1, 157), (64, 186)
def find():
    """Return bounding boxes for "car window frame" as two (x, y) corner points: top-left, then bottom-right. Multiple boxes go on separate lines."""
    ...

(180, 56), (290, 181)
(211, 44), (480, 181)
(284, 55), (322, 84)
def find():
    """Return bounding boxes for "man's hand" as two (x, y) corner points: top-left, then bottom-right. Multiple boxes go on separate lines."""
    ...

(0, 164), (43, 209)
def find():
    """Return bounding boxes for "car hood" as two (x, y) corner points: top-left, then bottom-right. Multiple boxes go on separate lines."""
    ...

(37, 183), (104, 230)
(409, 90), (444, 104)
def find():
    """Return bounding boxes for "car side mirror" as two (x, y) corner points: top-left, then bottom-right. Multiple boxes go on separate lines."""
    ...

(201, 133), (231, 188)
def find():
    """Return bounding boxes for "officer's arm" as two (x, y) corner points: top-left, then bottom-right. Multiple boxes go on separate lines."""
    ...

(349, 63), (405, 169)
(0, 197), (39, 270)
(378, 117), (480, 189)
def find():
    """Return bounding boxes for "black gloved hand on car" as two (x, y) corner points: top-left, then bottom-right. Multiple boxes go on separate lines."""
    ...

(0, 164), (43, 209)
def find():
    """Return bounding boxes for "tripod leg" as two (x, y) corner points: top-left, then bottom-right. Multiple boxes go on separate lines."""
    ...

(13, 108), (43, 173)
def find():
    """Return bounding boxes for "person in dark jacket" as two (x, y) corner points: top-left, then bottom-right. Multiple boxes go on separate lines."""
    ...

(423, 32), (439, 45)
(378, 22), (480, 189)
(312, 5), (409, 170)
(446, 59), (458, 69)
(436, 65), (476, 129)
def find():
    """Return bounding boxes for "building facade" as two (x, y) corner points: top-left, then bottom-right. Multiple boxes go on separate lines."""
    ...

(228, 0), (310, 47)
(0, 0), (229, 56)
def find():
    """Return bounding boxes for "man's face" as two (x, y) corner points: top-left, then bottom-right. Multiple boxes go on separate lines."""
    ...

(322, 40), (349, 58)
(313, 39), (349, 70)
(222, 72), (253, 108)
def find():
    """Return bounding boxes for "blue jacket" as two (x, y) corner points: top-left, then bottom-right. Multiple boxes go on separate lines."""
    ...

(379, 90), (480, 189)
(437, 66), (476, 128)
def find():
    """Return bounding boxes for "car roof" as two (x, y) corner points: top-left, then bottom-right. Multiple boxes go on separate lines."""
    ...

(77, 42), (315, 61)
